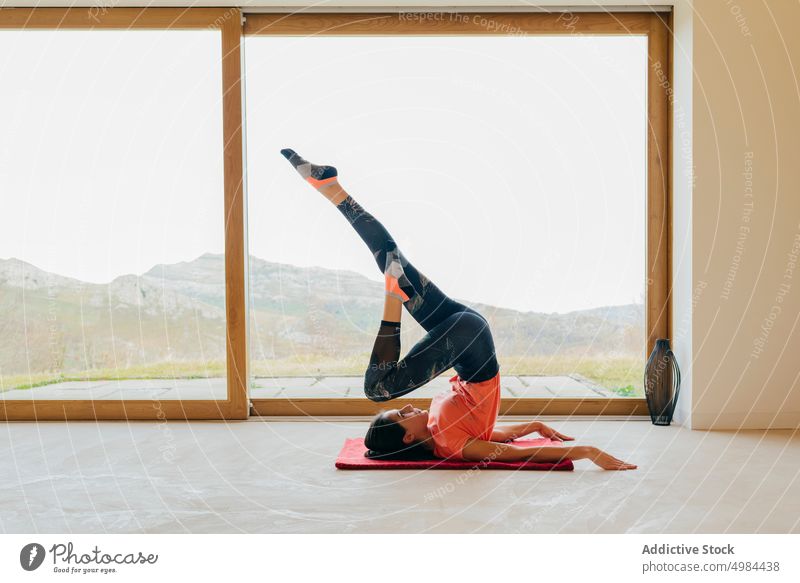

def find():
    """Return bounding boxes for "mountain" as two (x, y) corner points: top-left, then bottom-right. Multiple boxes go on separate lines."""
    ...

(0, 253), (643, 376)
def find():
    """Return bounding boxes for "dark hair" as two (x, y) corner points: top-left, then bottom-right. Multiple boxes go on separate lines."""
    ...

(364, 411), (438, 461)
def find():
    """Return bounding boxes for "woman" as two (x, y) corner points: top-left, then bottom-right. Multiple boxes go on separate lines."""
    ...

(281, 148), (637, 471)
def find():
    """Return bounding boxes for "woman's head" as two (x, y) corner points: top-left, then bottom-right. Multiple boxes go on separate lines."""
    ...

(364, 404), (435, 460)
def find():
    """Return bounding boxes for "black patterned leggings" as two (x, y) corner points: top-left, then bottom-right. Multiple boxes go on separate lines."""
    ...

(335, 195), (500, 402)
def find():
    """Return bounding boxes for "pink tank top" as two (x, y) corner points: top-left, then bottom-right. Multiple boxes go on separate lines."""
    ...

(427, 372), (502, 460)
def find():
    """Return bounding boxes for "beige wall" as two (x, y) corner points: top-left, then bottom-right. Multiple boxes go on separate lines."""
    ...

(669, 0), (694, 428)
(693, 0), (800, 428)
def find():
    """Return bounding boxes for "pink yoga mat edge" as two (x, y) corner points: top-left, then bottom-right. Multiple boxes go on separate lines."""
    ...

(335, 437), (574, 471)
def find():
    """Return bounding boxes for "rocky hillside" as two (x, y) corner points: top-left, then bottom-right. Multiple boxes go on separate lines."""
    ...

(0, 253), (643, 375)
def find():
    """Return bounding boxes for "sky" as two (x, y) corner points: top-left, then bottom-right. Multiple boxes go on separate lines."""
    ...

(0, 30), (225, 285)
(1, 31), (647, 315)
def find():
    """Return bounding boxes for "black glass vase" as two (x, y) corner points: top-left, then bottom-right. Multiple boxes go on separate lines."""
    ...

(643, 338), (681, 426)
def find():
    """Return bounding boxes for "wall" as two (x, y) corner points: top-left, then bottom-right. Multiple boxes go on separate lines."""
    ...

(669, 0), (694, 428)
(692, 0), (800, 429)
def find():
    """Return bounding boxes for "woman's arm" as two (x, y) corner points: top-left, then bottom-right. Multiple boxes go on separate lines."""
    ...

(461, 438), (637, 470)
(491, 421), (575, 443)
(490, 421), (541, 442)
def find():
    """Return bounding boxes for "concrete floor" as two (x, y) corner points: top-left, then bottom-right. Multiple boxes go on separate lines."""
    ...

(1, 419), (797, 533)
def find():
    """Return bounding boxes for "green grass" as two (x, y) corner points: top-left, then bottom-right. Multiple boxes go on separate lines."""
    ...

(1, 360), (226, 392)
(2, 354), (645, 397)
(0, 373), (68, 392)
(612, 385), (639, 398)
(503, 355), (644, 396)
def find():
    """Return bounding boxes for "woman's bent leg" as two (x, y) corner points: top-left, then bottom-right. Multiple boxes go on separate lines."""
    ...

(364, 311), (500, 401)
(335, 195), (476, 332)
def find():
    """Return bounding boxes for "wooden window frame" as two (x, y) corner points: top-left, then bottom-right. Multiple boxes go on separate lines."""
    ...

(0, 8), (248, 421)
(243, 10), (671, 417)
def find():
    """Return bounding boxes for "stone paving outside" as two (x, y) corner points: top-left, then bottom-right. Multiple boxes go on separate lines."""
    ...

(1, 375), (617, 400)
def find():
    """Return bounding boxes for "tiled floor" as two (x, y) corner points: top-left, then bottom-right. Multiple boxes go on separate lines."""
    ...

(1, 375), (617, 400)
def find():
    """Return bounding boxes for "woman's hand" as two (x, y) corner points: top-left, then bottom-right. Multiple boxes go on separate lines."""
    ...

(536, 422), (574, 442)
(585, 446), (638, 470)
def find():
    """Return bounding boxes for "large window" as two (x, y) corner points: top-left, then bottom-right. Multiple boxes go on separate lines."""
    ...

(0, 9), (670, 420)
(0, 8), (247, 420)
(243, 12), (670, 415)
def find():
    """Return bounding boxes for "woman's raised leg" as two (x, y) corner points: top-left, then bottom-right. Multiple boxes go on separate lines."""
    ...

(279, 148), (480, 332)
(280, 148), (498, 400)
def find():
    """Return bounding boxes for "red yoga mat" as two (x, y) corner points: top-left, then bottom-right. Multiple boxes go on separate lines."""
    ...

(335, 437), (574, 471)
